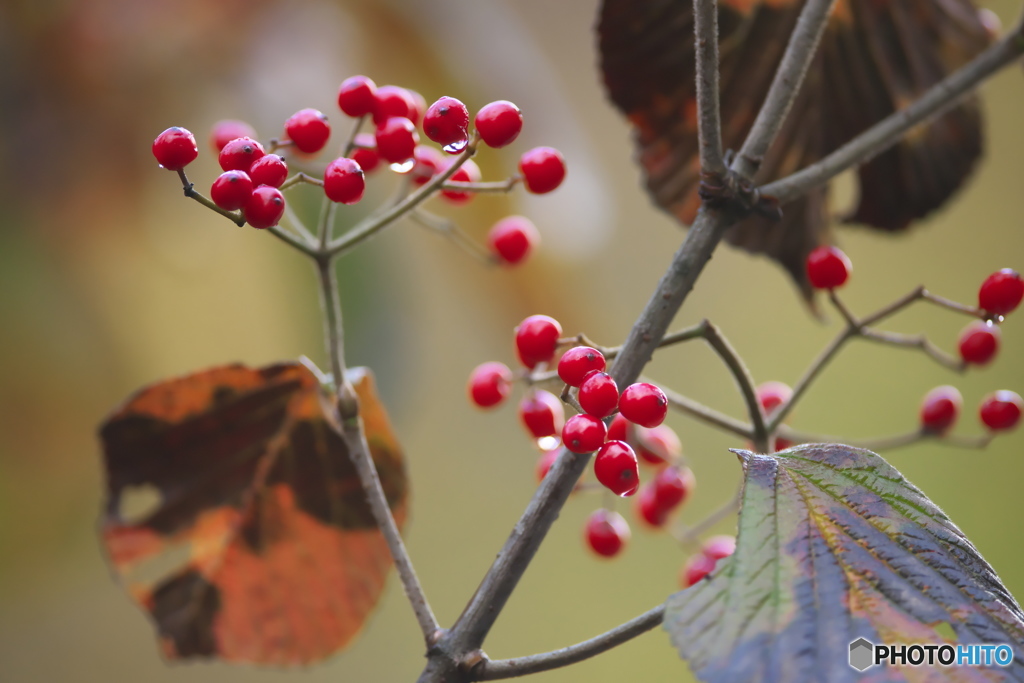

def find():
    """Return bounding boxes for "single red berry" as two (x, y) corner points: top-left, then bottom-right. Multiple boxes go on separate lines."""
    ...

(978, 268), (1024, 316)
(284, 108), (330, 154)
(756, 381), (792, 417)
(557, 346), (606, 387)
(578, 372), (620, 419)
(607, 413), (630, 442)
(634, 484), (668, 527)
(411, 145), (445, 186)
(519, 390), (565, 439)
(338, 75), (377, 118)
(519, 146), (566, 194)
(652, 466), (694, 511)
(468, 362), (513, 409)
(633, 424), (681, 466)
(619, 382), (668, 428)
(536, 448), (561, 483)
(323, 157), (366, 204)
(243, 186), (285, 229)
(958, 320), (1000, 366)
(248, 154), (288, 188)
(594, 440), (640, 497)
(515, 314), (562, 368)
(152, 127), (198, 170)
(373, 85), (418, 125)
(919, 385), (963, 434)
(702, 535), (737, 561)
(423, 96), (470, 152)
(562, 414), (607, 453)
(772, 437), (795, 452)
(210, 119), (256, 153)
(585, 509), (630, 558)
(681, 553), (717, 587)
(375, 117), (419, 164)
(475, 100), (523, 148)
(209, 170), (253, 211)
(979, 390), (1023, 431)
(352, 133), (381, 173)
(440, 159), (481, 203)
(806, 245), (852, 290)
(489, 216), (540, 266)
(219, 136), (265, 172)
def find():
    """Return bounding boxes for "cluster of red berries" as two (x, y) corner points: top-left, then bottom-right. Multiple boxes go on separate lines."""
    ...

(152, 76), (565, 265)
(919, 386), (1022, 434)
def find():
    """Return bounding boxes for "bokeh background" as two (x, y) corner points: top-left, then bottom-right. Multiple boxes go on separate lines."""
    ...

(2, 0), (1023, 681)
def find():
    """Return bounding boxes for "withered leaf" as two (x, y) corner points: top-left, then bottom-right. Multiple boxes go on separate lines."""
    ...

(99, 362), (407, 665)
(599, 0), (991, 297)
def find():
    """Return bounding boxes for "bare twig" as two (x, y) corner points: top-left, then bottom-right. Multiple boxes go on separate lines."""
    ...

(441, 178), (520, 193)
(278, 172), (324, 191)
(474, 605), (665, 680)
(409, 211), (496, 265)
(762, 16), (1024, 202)
(673, 488), (742, 549)
(693, 0), (725, 175)
(732, 0), (838, 179)
(659, 383), (753, 440)
(701, 321), (768, 451)
(859, 328), (965, 372)
(776, 426), (994, 452)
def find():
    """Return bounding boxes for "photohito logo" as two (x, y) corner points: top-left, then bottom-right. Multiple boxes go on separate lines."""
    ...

(848, 638), (1015, 672)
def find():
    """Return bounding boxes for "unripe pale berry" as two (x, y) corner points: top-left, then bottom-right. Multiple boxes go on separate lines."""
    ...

(152, 127), (198, 170)
(519, 146), (566, 194)
(468, 362), (513, 409)
(475, 100), (523, 148)
(702, 535), (737, 561)
(806, 245), (852, 289)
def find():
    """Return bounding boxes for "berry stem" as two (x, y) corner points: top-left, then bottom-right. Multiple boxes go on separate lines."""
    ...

(761, 11), (1024, 203)
(408, 210), (496, 265)
(859, 329), (965, 371)
(279, 172), (325, 190)
(281, 202), (318, 246)
(176, 168), (245, 226)
(699, 321), (769, 452)
(342, 115), (366, 157)
(776, 426), (994, 452)
(328, 133), (480, 257)
(692, 0), (725, 176)
(658, 383), (753, 439)
(440, 177), (520, 194)
(473, 604), (666, 680)
(672, 488), (742, 550)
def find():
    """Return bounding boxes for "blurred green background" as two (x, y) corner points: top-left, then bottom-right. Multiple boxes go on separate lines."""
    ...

(1, 0), (1023, 681)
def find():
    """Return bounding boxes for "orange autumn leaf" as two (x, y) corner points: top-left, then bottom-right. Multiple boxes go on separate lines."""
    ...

(98, 361), (407, 665)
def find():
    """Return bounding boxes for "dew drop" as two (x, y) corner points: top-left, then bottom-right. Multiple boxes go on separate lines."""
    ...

(536, 435), (559, 451)
(443, 138), (469, 154)
(390, 159), (415, 173)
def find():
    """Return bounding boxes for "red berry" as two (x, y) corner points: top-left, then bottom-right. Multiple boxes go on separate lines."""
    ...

(423, 96), (470, 152)
(243, 186), (285, 229)
(519, 390), (565, 439)
(536, 448), (561, 482)
(979, 390), (1023, 431)
(702, 535), (737, 561)
(557, 346), (607, 387)
(210, 119), (256, 153)
(806, 245), (852, 290)
(979, 269), (1024, 316)
(515, 314), (562, 368)
(635, 485), (668, 527)
(958, 320), (1000, 366)
(519, 146), (566, 194)
(578, 372), (619, 419)
(468, 362), (513, 409)
(772, 437), (795, 452)
(352, 134), (381, 173)
(375, 117), (419, 164)
(585, 509), (630, 558)
(681, 553), (717, 587)
(411, 145), (445, 186)
(219, 136), (265, 172)
(489, 216), (540, 265)
(373, 85), (418, 125)
(475, 100), (523, 148)
(284, 108), (330, 154)
(152, 127), (198, 170)
(619, 382), (668, 428)
(248, 154), (288, 188)
(562, 414), (607, 453)
(633, 424), (681, 466)
(756, 381), (792, 417)
(594, 440), (640, 496)
(209, 170), (253, 211)
(338, 75), (377, 118)
(919, 385), (963, 434)
(406, 89), (427, 126)
(440, 159), (481, 203)
(607, 413), (630, 442)
(652, 466), (694, 511)
(323, 157), (366, 204)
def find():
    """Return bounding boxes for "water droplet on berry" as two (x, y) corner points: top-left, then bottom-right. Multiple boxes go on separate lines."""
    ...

(536, 435), (559, 451)
(443, 137), (468, 154)
(390, 159), (415, 173)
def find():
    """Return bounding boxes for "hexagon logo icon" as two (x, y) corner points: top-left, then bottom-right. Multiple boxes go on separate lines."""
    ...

(849, 638), (874, 672)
